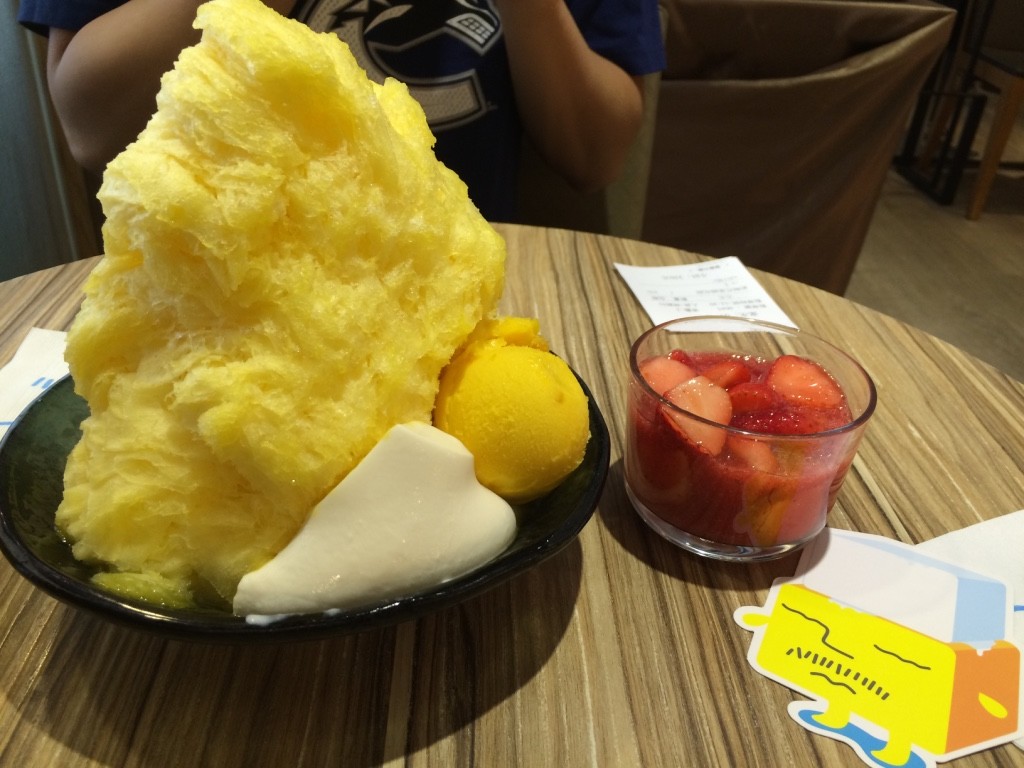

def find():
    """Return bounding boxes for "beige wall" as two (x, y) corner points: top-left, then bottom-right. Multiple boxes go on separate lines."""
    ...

(1, 1), (100, 282)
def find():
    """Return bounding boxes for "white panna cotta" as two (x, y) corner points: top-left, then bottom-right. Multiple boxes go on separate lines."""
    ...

(233, 422), (517, 618)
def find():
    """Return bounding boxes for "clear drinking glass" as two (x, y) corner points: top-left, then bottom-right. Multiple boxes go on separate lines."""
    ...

(624, 316), (876, 561)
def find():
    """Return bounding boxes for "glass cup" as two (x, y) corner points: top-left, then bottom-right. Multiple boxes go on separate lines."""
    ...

(624, 316), (876, 561)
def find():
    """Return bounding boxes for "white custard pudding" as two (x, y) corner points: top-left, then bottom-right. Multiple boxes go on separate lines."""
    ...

(233, 422), (517, 619)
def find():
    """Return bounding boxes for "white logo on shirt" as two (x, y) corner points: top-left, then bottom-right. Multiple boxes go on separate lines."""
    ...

(294, 0), (501, 129)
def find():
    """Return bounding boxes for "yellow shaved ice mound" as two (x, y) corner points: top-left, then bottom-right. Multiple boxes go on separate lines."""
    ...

(58, 0), (505, 605)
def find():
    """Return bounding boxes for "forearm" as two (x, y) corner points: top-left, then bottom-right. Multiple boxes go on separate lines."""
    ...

(47, 0), (295, 173)
(495, 0), (645, 191)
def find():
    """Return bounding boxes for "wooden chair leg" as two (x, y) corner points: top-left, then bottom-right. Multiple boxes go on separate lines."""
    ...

(966, 68), (1024, 219)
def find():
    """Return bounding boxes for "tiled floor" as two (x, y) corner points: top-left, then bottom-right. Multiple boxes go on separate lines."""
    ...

(846, 110), (1024, 381)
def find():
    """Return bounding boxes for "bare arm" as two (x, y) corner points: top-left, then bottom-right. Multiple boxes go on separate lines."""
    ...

(495, 0), (646, 192)
(46, 0), (296, 173)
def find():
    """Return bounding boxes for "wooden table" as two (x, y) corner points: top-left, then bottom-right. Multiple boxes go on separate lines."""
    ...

(1, 223), (1022, 767)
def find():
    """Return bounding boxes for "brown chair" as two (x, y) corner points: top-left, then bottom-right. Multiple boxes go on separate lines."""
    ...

(916, 0), (1024, 219)
(967, 49), (1024, 218)
(963, 0), (1024, 218)
(640, 0), (955, 295)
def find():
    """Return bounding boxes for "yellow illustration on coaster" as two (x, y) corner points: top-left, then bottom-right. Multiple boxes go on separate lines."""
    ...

(735, 529), (1022, 768)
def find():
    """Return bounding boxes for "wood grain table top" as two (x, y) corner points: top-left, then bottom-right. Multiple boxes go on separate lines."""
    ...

(0, 223), (1021, 767)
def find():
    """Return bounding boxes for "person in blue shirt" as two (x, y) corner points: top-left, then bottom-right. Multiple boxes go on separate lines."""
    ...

(18, 0), (665, 222)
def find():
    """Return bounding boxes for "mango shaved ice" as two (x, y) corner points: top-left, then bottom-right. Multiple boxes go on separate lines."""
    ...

(433, 318), (591, 503)
(58, 0), (505, 606)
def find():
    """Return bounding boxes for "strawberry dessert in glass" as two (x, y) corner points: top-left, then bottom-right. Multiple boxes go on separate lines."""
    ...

(625, 317), (876, 561)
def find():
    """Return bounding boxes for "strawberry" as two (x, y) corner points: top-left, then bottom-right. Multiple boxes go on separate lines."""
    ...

(661, 376), (732, 455)
(726, 435), (778, 472)
(766, 355), (845, 409)
(732, 405), (846, 436)
(728, 382), (775, 415)
(669, 349), (694, 367)
(639, 355), (696, 397)
(702, 359), (752, 389)
(731, 411), (780, 434)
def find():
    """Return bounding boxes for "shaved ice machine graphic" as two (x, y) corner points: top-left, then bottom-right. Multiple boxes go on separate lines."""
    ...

(735, 529), (1022, 768)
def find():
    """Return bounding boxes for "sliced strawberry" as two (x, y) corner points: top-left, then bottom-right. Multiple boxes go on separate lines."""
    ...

(786, 404), (850, 433)
(702, 359), (752, 389)
(730, 411), (773, 434)
(766, 355), (845, 410)
(669, 349), (694, 367)
(661, 376), (732, 455)
(733, 404), (847, 436)
(639, 355), (696, 397)
(728, 382), (775, 415)
(726, 435), (778, 472)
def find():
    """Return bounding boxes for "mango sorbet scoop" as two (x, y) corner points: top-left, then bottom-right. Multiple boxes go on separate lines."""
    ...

(58, 0), (505, 607)
(434, 318), (591, 503)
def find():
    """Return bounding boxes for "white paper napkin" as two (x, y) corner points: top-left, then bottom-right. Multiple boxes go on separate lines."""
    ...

(614, 257), (797, 329)
(0, 328), (69, 442)
(916, 510), (1024, 751)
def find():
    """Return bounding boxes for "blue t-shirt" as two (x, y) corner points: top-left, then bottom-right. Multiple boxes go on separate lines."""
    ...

(19, 0), (665, 221)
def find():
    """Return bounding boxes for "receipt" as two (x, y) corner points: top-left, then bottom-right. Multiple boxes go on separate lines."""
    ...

(614, 257), (796, 329)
